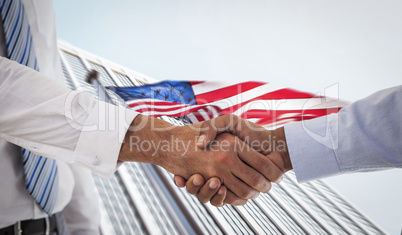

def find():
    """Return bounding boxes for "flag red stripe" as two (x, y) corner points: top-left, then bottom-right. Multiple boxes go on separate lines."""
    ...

(258, 88), (321, 99)
(190, 81), (203, 86)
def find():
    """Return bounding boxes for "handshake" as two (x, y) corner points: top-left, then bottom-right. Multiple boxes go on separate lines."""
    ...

(119, 114), (294, 207)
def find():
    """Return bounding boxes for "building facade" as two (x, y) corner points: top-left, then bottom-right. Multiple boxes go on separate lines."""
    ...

(58, 40), (385, 235)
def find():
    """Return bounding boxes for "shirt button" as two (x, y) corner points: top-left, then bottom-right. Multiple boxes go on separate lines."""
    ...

(93, 156), (101, 166)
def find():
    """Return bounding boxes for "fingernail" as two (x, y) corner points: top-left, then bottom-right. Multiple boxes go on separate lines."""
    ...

(233, 200), (242, 206)
(263, 182), (272, 193)
(277, 175), (283, 183)
(197, 134), (206, 146)
(252, 192), (260, 199)
(209, 181), (218, 189)
(218, 187), (224, 195)
(193, 177), (202, 186)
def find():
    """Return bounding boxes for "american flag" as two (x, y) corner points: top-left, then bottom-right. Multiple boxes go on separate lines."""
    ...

(109, 81), (347, 129)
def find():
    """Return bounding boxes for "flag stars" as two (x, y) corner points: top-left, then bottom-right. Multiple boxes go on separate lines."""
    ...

(169, 87), (174, 92)
(155, 89), (160, 95)
(164, 94), (169, 100)
(187, 97), (193, 103)
(141, 91), (145, 96)
(179, 91), (183, 97)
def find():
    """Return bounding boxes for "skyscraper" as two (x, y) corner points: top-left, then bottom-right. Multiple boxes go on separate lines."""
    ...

(58, 40), (385, 235)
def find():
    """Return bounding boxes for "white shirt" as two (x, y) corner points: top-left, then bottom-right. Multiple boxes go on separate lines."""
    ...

(0, 0), (138, 231)
(285, 85), (402, 183)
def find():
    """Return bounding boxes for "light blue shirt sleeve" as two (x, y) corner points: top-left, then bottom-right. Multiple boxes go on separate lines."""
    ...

(284, 85), (402, 183)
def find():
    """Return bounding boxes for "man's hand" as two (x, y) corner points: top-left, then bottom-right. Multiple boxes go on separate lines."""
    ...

(175, 174), (228, 207)
(119, 115), (280, 201)
(173, 114), (293, 206)
(196, 114), (292, 172)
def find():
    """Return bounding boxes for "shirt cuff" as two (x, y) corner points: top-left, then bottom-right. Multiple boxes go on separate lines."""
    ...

(284, 114), (341, 183)
(72, 101), (139, 177)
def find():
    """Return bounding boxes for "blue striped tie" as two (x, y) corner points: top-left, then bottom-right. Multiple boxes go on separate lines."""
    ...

(0, 0), (59, 215)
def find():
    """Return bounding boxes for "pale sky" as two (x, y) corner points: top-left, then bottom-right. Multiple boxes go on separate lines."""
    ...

(54, 1), (401, 233)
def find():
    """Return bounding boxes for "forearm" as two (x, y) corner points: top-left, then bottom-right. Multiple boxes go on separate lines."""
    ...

(0, 58), (79, 155)
(118, 114), (174, 165)
(118, 114), (201, 177)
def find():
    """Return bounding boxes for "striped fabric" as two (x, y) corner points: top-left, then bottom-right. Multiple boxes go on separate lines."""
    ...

(0, 0), (37, 68)
(111, 80), (348, 129)
(0, 0), (58, 215)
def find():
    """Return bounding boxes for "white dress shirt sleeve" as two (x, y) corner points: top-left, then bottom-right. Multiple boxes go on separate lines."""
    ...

(285, 85), (402, 183)
(0, 57), (138, 177)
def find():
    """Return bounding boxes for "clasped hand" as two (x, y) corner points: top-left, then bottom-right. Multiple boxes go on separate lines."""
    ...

(173, 114), (292, 206)
(120, 114), (291, 207)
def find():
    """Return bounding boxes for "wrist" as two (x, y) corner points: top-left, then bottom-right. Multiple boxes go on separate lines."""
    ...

(118, 115), (175, 165)
(271, 127), (293, 172)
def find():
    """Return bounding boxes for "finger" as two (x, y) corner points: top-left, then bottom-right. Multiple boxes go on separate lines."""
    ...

(210, 186), (227, 207)
(174, 175), (186, 188)
(197, 177), (221, 203)
(224, 190), (248, 206)
(185, 174), (205, 195)
(224, 173), (260, 200)
(211, 133), (261, 199)
(237, 140), (283, 184)
(232, 163), (272, 194)
(216, 137), (270, 194)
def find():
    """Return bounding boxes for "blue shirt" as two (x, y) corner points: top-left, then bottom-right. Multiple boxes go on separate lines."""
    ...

(285, 85), (402, 183)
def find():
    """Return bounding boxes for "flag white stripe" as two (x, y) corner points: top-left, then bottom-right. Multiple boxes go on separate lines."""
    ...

(246, 118), (261, 123)
(230, 98), (347, 116)
(207, 84), (285, 109)
(186, 113), (199, 123)
(192, 81), (250, 95)
(262, 119), (297, 129)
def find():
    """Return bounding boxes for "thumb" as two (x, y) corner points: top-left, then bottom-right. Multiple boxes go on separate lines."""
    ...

(196, 119), (218, 148)
(196, 114), (240, 148)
